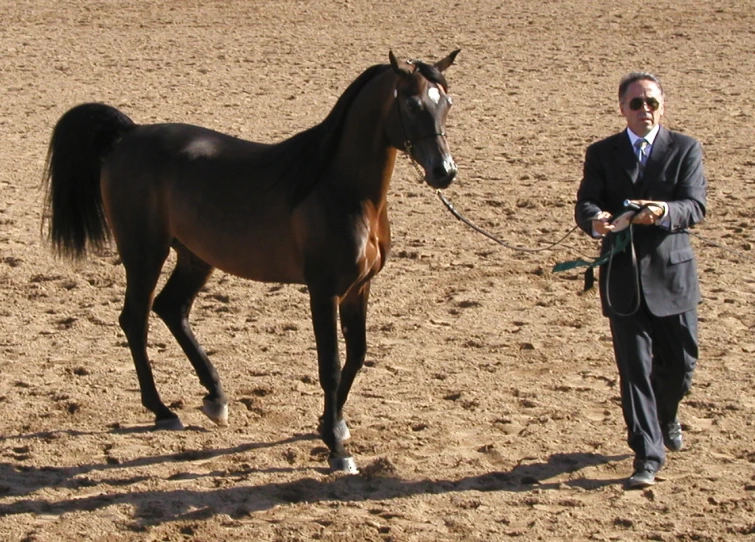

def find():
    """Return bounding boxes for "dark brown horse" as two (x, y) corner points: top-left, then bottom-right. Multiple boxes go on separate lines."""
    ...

(42, 50), (459, 472)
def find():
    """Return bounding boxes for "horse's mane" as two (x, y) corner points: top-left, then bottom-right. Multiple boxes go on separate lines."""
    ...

(272, 63), (393, 206)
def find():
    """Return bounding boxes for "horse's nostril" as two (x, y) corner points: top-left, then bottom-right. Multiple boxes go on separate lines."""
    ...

(433, 160), (457, 179)
(431, 163), (457, 188)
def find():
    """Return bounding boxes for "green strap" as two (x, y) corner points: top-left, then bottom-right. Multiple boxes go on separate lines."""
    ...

(552, 229), (631, 290)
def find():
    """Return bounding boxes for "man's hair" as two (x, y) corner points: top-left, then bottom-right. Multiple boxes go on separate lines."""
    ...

(618, 72), (664, 101)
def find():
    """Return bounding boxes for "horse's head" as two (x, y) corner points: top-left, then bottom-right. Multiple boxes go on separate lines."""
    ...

(387, 50), (460, 189)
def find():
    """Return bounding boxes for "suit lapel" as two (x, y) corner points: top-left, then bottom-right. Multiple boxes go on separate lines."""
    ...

(614, 130), (641, 189)
(636, 126), (672, 195)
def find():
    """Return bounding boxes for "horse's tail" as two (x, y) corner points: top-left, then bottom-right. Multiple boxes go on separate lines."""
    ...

(42, 103), (136, 260)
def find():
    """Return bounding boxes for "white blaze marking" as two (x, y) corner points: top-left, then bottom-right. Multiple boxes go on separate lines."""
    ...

(428, 86), (441, 104)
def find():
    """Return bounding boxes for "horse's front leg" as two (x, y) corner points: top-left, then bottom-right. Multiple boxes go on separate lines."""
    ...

(333, 282), (371, 442)
(309, 290), (357, 473)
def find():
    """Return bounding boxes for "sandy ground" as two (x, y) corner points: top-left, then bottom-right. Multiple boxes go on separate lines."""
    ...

(1, 0), (754, 540)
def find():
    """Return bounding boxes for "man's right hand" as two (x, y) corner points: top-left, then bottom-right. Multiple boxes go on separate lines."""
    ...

(592, 211), (615, 237)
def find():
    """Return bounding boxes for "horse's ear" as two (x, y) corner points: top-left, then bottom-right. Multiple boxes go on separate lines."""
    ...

(435, 49), (461, 72)
(388, 50), (411, 75)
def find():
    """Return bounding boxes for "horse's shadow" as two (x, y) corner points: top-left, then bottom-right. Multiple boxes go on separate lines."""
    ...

(0, 425), (318, 499)
(0, 428), (629, 526)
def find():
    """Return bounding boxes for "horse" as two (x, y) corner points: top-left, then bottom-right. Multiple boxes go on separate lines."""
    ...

(41, 50), (460, 473)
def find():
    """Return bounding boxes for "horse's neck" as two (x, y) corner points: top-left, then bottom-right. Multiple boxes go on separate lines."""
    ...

(330, 77), (397, 204)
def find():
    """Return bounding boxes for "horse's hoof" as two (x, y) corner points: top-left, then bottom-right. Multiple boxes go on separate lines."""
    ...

(155, 416), (185, 431)
(319, 419), (351, 443)
(201, 399), (229, 427)
(329, 456), (358, 474)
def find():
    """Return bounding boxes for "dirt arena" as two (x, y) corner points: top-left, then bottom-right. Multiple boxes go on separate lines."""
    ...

(1, 1), (754, 540)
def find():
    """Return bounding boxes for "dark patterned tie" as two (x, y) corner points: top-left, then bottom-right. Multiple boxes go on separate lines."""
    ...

(635, 138), (649, 178)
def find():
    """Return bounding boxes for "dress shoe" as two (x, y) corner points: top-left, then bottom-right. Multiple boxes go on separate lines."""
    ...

(627, 468), (656, 489)
(662, 419), (683, 452)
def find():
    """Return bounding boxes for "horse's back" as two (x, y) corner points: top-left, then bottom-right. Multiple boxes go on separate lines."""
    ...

(112, 122), (270, 167)
(100, 123), (308, 282)
(102, 122), (281, 219)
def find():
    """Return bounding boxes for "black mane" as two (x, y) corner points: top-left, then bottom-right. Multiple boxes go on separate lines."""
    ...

(273, 63), (393, 206)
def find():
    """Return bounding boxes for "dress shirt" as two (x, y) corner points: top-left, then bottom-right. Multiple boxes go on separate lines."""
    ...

(627, 126), (670, 228)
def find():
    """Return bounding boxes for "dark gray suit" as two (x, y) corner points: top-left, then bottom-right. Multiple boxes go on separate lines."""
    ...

(575, 126), (707, 472)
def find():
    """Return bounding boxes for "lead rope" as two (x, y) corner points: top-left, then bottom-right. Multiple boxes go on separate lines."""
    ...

(433, 190), (643, 314)
(396, 122), (584, 254)
(432, 188), (755, 315)
(604, 224), (641, 316)
(435, 181), (755, 263)
(435, 190), (582, 253)
(395, 92), (754, 289)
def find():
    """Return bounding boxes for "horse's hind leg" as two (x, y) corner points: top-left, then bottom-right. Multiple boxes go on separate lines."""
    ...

(152, 245), (228, 426)
(118, 243), (182, 429)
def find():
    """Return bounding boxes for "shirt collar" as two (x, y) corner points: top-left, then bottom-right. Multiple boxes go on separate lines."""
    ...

(627, 125), (660, 146)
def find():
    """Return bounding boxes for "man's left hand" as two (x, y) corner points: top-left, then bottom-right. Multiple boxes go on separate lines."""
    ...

(629, 199), (666, 225)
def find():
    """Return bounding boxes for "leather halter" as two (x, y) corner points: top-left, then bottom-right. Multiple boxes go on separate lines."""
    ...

(393, 87), (446, 159)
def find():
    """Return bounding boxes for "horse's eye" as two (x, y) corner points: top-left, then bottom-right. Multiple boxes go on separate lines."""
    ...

(406, 97), (423, 114)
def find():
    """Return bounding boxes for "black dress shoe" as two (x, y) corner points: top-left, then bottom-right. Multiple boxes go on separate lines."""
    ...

(627, 468), (656, 489)
(662, 419), (683, 452)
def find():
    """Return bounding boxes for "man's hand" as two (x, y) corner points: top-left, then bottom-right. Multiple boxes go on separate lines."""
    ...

(628, 199), (666, 225)
(592, 211), (615, 236)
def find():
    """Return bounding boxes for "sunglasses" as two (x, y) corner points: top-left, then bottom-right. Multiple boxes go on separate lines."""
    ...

(627, 97), (660, 111)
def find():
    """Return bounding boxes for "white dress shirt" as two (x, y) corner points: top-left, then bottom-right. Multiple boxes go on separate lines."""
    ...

(626, 126), (671, 229)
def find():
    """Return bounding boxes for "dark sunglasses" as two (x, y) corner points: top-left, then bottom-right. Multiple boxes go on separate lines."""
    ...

(628, 97), (660, 111)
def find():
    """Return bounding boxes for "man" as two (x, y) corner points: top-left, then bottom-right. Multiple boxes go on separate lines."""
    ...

(575, 72), (707, 489)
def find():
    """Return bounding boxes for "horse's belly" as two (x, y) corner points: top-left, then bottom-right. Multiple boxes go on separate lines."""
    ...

(174, 226), (305, 284)
(212, 250), (304, 284)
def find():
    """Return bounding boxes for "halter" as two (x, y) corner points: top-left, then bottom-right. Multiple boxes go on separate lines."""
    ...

(393, 87), (447, 162)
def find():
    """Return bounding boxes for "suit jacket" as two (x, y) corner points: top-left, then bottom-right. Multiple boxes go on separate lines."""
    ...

(575, 126), (707, 317)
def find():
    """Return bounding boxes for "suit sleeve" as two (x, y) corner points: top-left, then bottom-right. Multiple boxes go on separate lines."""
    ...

(575, 144), (605, 235)
(667, 139), (707, 231)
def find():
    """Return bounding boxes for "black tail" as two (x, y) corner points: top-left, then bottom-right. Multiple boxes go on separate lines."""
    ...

(42, 103), (136, 259)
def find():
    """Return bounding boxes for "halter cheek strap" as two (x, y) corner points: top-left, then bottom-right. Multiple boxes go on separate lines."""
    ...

(393, 88), (446, 158)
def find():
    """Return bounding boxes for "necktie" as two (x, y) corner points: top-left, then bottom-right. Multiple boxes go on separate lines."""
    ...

(635, 138), (649, 177)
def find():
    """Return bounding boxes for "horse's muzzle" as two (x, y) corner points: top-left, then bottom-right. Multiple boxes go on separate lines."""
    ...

(428, 157), (457, 188)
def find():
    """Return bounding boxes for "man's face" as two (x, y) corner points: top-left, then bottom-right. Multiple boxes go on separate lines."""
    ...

(620, 80), (664, 137)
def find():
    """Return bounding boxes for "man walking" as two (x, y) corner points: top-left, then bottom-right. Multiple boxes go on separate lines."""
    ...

(575, 72), (707, 489)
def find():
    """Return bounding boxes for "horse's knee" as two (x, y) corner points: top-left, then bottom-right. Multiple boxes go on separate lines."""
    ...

(345, 356), (365, 374)
(318, 365), (341, 392)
